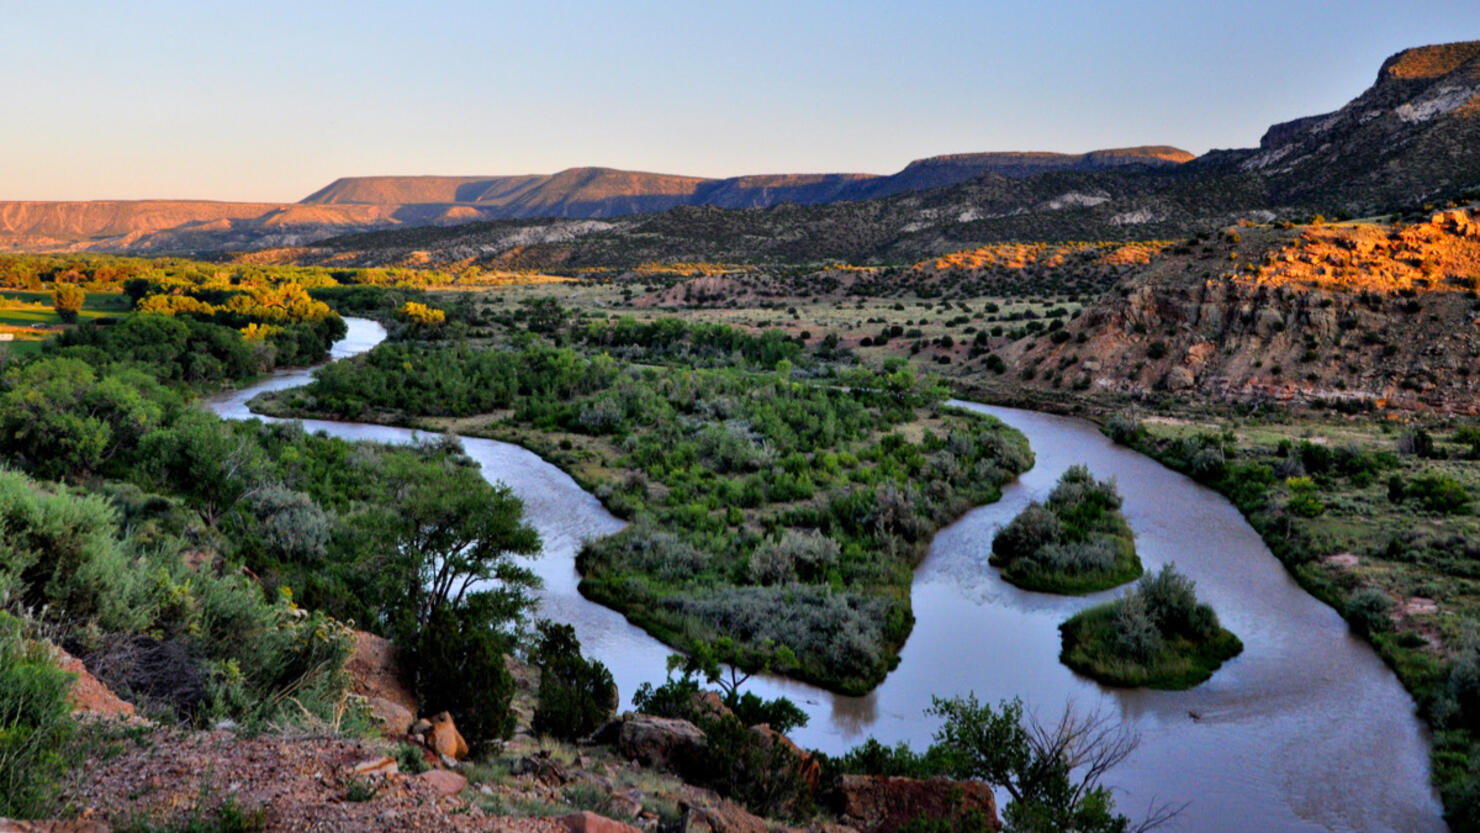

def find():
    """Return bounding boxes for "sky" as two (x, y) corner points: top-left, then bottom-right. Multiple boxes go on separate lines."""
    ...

(2, 0), (1478, 202)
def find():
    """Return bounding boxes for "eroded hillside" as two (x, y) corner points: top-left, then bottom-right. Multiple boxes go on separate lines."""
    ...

(1001, 207), (1480, 412)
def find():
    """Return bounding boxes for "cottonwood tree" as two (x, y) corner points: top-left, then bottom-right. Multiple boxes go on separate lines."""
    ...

(373, 448), (541, 639)
(927, 694), (1183, 833)
(370, 442), (542, 751)
(51, 284), (85, 324)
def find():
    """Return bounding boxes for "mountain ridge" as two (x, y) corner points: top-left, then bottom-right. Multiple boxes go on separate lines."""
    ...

(3, 41), (1478, 257)
(297, 146), (1193, 214)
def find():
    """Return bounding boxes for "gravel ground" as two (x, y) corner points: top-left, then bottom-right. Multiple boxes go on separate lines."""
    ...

(64, 728), (568, 833)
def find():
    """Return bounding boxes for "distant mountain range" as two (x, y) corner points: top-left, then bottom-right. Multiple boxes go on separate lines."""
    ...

(2, 41), (1478, 259)
(0, 147), (1191, 253)
(299, 146), (1194, 216)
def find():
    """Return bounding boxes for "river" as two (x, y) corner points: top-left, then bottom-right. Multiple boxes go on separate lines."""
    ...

(206, 318), (1444, 832)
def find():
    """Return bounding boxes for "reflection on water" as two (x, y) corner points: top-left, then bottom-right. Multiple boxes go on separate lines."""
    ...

(207, 321), (1444, 833)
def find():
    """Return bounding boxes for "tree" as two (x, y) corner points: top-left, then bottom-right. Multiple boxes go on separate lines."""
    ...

(0, 358), (164, 480)
(675, 635), (797, 702)
(51, 284), (85, 324)
(927, 694), (1182, 833)
(137, 409), (263, 527)
(398, 301), (446, 326)
(530, 620), (616, 741)
(415, 602), (517, 753)
(378, 450), (542, 639)
(365, 446), (542, 750)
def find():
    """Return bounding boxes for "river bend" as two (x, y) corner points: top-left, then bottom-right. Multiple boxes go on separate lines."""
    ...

(204, 318), (1443, 833)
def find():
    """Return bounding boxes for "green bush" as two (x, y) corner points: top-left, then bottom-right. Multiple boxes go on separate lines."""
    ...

(0, 612), (76, 817)
(414, 605), (516, 754)
(827, 737), (952, 778)
(990, 466), (1141, 594)
(1102, 413), (1143, 446)
(680, 711), (811, 819)
(1407, 474), (1471, 515)
(531, 621), (616, 742)
(1344, 588), (1393, 638)
(1059, 565), (1241, 689)
(1285, 476), (1326, 518)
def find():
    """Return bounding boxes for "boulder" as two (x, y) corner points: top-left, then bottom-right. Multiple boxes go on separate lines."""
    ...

(429, 711), (469, 760)
(600, 713), (706, 771)
(675, 803), (775, 833)
(1164, 365), (1196, 391)
(606, 789), (644, 819)
(346, 630), (417, 736)
(556, 811), (642, 833)
(415, 768), (467, 796)
(837, 774), (1001, 833)
(512, 751), (569, 786)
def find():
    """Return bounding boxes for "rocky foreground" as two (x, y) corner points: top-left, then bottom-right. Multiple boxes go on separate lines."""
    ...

(3, 632), (998, 833)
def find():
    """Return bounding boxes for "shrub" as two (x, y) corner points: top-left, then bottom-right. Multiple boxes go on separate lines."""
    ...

(1103, 413), (1143, 446)
(1406, 474), (1471, 515)
(991, 502), (1063, 563)
(748, 529), (840, 585)
(680, 711), (811, 818)
(531, 621), (616, 742)
(1137, 564), (1216, 640)
(413, 605), (516, 754)
(1398, 428), (1437, 458)
(1111, 593), (1163, 663)
(0, 612), (75, 817)
(661, 586), (898, 693)
(728, 691), (809, 736)
(247, 485), (331, 564)
(828, 737), (951, 778)
(1345, 589), (1393, 638)
(631, 673), (704, 719)
(1285, 477), (1325, 518)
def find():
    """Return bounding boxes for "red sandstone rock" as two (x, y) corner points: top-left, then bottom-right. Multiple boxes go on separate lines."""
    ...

(556, 811), (641, 833)
(837, 774), (1001, 833)
(49, 646), (140, 724)
(416, 768), (468, 796)
(430, 711), (470, 760)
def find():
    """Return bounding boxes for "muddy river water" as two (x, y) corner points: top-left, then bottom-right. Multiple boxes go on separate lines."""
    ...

(206, 318), (1444, 832)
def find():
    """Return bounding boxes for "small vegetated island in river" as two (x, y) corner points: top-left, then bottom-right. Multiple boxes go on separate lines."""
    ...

(990, 465), (1142, 594)
(1059, 564), (1243, 689)
(257, 311), (1035, 695)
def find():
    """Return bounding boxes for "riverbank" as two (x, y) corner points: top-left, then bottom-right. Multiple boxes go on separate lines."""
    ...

(209, 322), (1444, 831)
(1114, 412), (1480, 824)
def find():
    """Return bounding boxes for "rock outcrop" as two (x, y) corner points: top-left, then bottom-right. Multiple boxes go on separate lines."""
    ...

(593, 713), (707, 771)
(50, 646), (140, 724)
(1002, 209), (1480, 413)
(345, 630), (417, 736)
(836, 774), (1001, 833)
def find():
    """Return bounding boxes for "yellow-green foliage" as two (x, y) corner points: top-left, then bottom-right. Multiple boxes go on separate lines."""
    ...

(398, 300), (446, 325)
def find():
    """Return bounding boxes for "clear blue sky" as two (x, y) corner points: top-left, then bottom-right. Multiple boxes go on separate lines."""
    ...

(2, 0), (1478, 202)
